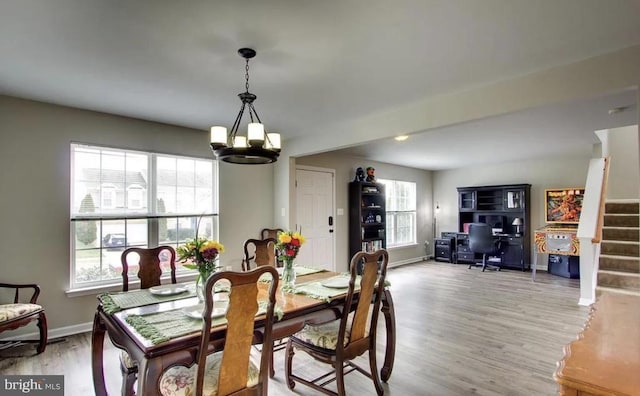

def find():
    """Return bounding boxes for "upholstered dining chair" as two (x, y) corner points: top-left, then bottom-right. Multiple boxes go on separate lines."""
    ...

(467, 223), (502, 272)
(119, 246), (177, 395)
(0, 283), (47, 354)
(159, 266), (279, 396)
(285, 249), (389, 396)
(242, 238), (277, 271)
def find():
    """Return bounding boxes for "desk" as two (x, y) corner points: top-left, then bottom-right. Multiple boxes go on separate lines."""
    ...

(455, 233), (529, 270)
(91, 271), (396, 395)
(532, 226), (579, 281)
(554, 292), (640, 395)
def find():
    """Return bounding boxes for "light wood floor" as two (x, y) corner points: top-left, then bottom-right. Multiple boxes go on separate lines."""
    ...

(0, 261), (588, 395)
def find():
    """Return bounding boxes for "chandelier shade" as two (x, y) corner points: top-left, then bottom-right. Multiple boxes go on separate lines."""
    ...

(210, 48), (281, 164)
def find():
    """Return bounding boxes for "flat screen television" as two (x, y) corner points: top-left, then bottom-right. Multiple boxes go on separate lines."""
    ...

(545, 188), (585, 224)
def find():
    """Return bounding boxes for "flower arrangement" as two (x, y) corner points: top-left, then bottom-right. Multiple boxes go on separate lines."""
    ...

(177, 237), (225, 285)
(276, 230), (306, 261)
(276, 230), (305, 287)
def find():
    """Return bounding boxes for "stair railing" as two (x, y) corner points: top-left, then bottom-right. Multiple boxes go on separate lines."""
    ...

(576, 157), (610, 305)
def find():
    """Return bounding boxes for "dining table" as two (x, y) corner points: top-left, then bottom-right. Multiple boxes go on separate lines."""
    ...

(91, 268), (397, 395)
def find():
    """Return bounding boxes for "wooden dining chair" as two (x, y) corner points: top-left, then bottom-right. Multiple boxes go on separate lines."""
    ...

(260, 228), (283, 240)
(159, 266), (279, 396)
(242, 238), (277, 271)
(0, 283), (47, 354)
(285, 249), (389, 396)
(261, 228), (285, 268)
(119, 246), (177, 395)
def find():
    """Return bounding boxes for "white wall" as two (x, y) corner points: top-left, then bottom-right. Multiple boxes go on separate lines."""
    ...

(296, 153), (433, 271)
(0, 95), (273, 333)
(602, 125), (640, 200)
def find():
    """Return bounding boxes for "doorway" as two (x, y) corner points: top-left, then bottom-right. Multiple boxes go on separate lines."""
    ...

(295, 166), (336, 271)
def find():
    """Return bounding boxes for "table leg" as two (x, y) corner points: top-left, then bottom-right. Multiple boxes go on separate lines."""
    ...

(532, 250), (538, 282)
(380, 289), (396, 382)
(136, 356), (159, 395)
(91, 312), (108, 396)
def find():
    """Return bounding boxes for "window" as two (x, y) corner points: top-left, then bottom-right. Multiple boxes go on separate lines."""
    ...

(378, 179), (416, 247)
(70, 144), (218, 289)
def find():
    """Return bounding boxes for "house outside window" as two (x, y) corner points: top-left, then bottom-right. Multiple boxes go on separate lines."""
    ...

(101, 184), (116, 209)
(378, 179), (417, 247)
(70, 144), (218, 289)
(127, 184), (144, 209)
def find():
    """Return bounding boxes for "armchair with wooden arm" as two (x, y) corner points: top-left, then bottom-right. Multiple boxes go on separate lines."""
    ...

(0, 283), (47, 354)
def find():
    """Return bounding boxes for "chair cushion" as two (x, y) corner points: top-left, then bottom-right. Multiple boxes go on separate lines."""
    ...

(159, 351), (259, 395)
(120, 350), (137, 369)
(292, 313), (369, 351)
(0, 303), (42, 322)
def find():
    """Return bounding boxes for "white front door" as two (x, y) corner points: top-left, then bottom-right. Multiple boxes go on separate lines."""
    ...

(295, 168), (335, 271)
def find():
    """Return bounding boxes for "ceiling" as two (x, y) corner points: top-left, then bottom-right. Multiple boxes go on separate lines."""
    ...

(332, 89), (638, 170)
(1, 1), (639, 170)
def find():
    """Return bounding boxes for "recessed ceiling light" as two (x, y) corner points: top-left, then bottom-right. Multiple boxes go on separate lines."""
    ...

(608, 105), (631, 115)
(394, 135), (409, 141)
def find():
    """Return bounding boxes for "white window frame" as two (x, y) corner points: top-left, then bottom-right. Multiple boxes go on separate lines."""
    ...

(378, 178), (417, 248)
(69, 143), (218, 291)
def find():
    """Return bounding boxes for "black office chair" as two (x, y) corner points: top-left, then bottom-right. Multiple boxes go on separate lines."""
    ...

(467, 223), (501, 272)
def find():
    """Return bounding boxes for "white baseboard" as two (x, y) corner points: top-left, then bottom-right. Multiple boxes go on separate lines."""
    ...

(0, 321), (93, 342)
(388, 257), (426, 268)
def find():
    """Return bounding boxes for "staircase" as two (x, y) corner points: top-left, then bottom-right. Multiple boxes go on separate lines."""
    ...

(596, 201), (640, 297)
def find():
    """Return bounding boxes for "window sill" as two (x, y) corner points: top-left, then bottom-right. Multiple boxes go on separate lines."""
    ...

(66, 273), (197, 298)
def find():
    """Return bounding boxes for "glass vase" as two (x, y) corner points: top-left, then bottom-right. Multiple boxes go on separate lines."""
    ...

(282, 257), (296, 288)
(195, 271), (212, 303)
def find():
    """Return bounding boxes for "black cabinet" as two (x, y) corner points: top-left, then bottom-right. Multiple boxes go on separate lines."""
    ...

(455, 234), (475, 263)
(458, 189), (476, 211)
(500, 236), (524, 268)
(434, 238), (454, 262)
(349, 182), (386, 260)
(456, 184), (531, 271)
(504, 188), (525, 211)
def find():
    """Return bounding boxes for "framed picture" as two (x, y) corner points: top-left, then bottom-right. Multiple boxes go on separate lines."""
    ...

(545, 188), (585, 224)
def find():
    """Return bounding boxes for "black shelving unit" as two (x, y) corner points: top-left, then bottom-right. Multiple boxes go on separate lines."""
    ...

(348, 181), (386, 263)
(456, 184), (531, 270)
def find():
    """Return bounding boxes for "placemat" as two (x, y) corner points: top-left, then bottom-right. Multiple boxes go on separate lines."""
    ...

(125, 300), (279, 345)
(286, 275), (391, 302)
(99, 284), (197, 315)
(258, 266), (326, 283)
(287, 274), (359, 302)
(99, 283), (230, 315)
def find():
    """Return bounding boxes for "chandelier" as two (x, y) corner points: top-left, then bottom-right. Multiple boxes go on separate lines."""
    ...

(210, 48), (281, 164)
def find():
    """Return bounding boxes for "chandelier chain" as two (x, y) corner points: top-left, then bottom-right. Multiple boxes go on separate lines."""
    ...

(245, 58), (250, 93)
